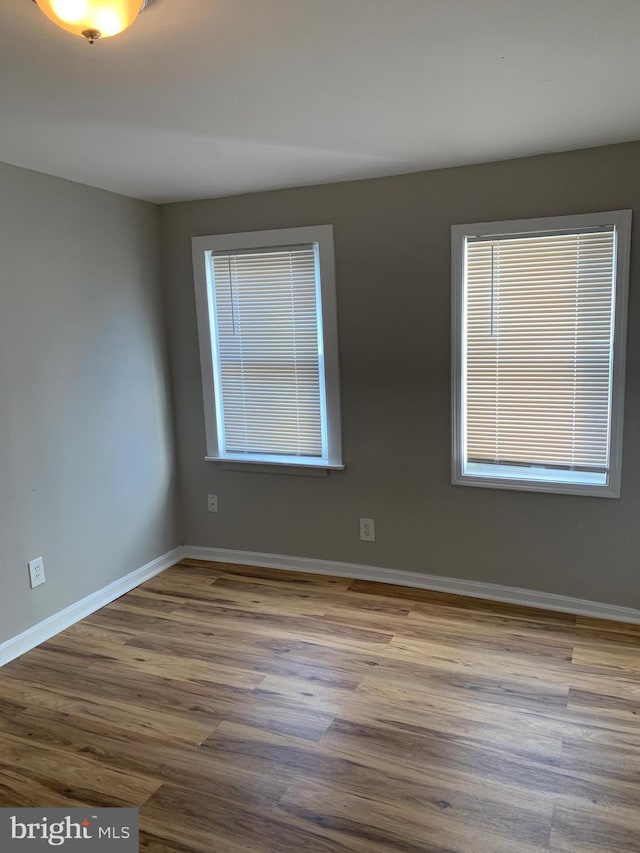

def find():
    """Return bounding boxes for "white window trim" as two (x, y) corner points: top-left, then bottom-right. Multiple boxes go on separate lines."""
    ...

(192, 225), (344, 471)
(451, 210), (632, 498)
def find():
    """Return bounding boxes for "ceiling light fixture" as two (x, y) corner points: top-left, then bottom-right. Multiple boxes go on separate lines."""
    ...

(33, 0), (154, 45)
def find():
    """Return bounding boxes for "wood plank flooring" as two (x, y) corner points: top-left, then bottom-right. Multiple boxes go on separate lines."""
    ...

(0, 559), (639, 852)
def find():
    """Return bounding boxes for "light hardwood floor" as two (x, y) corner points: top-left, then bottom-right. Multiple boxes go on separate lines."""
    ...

(0, 559), (639, 852)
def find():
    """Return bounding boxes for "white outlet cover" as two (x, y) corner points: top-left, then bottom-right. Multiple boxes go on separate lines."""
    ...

(359, 518), (376, 542)
(28, 557), (46, 589)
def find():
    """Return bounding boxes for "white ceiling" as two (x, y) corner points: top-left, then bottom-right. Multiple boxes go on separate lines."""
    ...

(2, 0), (640, 204)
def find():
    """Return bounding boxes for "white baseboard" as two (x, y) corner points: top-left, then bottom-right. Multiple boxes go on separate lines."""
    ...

(3, 543), (637, 669)
(0, 547), (183, 667)
(183, 545), (640, 625)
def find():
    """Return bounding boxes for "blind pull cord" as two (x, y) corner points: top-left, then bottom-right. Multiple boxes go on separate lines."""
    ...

(490, 242), (496, 337)
(228, 256), (237, 336)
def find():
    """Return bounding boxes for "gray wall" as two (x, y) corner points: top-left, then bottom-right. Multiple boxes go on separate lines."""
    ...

(4, 143), (636, 644)
(161, 141), (640, 609)
(0, 163), (180, 644)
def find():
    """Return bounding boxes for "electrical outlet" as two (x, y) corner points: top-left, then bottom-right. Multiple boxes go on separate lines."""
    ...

(208, 494), (218, 513)
(359, 518), (375, 542)
(28, 557), (46, 589)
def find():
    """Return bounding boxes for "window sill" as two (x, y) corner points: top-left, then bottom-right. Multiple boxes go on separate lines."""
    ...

(205, 456), (344, 477)
(453, 464), (618, 498)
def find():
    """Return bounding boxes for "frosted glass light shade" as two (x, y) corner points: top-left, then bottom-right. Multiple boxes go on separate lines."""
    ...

(35, 0), (143, 40)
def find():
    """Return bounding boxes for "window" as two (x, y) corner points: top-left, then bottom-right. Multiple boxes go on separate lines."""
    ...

(192, 225), (343, 470)
(452, 210), (631, 497)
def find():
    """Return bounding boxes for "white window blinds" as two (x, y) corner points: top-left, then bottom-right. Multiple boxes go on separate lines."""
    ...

(463, 228), (616, 483)
(210, 245), (325, 459)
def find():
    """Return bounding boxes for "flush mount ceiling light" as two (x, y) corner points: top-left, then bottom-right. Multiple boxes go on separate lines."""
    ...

(33, 0), (154, 45)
